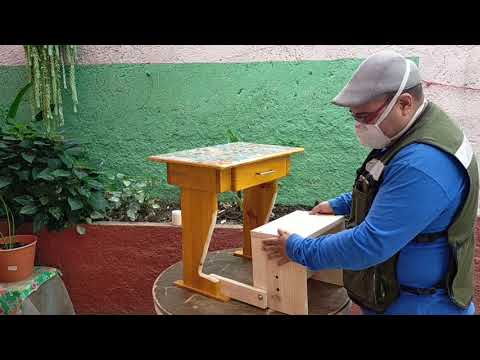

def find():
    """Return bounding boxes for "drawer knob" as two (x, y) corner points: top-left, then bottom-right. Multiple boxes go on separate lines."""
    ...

(256, 170), (276, 176)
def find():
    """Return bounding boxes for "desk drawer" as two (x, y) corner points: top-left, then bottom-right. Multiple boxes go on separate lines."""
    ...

(231, 157), (288, 191)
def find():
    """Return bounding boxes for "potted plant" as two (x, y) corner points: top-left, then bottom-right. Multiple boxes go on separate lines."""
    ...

(0, 194), (37, 282)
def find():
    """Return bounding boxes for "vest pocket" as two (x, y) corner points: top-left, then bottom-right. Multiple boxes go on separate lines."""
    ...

(352, 187), (374, 224)
(344, 266), (381, 310)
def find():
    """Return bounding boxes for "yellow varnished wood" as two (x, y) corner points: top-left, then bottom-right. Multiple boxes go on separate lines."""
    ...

(150, 143), (305, 302)
(232, 157), (287, 191)
(174, 280), (230, 302)
(241, 182), (278, 258)
(167, 164), (232, 192)
(217, 168), (232, 193)
(178, 188), (227, 299)
(167, 163), (218, 192)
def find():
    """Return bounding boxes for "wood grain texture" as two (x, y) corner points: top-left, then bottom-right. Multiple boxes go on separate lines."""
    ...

(251, 211), (345, 314)
(231, 157), (287, 191)
(178, 188), (228, 301)
(241, 182), (278, 258)
(210, 274), (267, 308)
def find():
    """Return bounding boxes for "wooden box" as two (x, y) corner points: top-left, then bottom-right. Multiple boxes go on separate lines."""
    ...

(251, 211), (345, 315)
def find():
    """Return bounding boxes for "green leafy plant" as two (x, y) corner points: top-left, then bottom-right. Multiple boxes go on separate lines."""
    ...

(5, 82), (32, 123)
(23, 45), (78, 133)
(0, 120), (107, 233)
(0, 194), (17, 249)
(105, 173), (161, 222)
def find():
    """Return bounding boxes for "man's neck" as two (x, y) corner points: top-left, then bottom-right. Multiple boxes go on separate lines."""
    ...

(385, 98), (428, 149)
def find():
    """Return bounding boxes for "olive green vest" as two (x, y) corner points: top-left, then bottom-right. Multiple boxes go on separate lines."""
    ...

(343, 102), (479, 313)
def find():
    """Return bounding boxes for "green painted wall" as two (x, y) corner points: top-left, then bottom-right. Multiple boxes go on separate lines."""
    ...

(1, 59), (372, 205)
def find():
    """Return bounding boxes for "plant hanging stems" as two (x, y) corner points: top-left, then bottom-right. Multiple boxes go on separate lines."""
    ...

(23, 45), (78, 133)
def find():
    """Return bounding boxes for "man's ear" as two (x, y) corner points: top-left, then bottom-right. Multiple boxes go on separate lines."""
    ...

(398, 93), (414, 115)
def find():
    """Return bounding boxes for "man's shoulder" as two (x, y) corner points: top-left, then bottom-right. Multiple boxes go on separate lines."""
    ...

(386, 142), (466, 186)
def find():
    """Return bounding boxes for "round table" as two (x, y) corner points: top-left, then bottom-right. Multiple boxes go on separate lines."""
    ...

(153, 248), (351, 315)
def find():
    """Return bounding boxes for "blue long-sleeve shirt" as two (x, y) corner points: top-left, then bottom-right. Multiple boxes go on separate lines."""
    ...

(286, 143), (475, 315)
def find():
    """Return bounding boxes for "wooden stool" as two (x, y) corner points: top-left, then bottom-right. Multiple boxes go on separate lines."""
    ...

(153, 248), (351, 315)
(210, 211), (345, 315)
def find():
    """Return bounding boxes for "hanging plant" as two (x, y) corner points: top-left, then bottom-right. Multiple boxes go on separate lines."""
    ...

(23, 45), (78, 133)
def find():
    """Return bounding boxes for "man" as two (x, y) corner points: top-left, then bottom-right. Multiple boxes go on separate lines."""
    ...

(262, 50), (479, 315)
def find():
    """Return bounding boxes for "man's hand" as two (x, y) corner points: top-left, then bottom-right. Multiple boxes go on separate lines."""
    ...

(262, 228), (292, 266)
(310, 201), (334, 215)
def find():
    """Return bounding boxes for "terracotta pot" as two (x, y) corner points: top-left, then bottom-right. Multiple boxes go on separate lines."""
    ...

(0, 235), (37, 282)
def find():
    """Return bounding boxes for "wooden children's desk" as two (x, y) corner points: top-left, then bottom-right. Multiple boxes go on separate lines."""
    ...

(149, 142), (304, 301)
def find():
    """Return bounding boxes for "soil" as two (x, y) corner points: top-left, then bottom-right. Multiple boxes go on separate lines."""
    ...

(0, 242), (25, 250)
(106, 199), (317, 225)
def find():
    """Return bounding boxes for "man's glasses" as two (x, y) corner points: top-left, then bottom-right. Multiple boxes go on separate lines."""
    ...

(350, 97), (393, 124)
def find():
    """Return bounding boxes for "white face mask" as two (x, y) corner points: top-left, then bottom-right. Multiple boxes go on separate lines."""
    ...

(354, 60), (427, 149)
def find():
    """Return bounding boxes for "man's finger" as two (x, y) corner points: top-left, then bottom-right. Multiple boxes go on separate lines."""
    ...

(261, 237), (279, 241)
(262, 239), (279, 246)
(277, 257), (290, 266)
(262, 244), (279, 251)
(268, 253), (282, 259)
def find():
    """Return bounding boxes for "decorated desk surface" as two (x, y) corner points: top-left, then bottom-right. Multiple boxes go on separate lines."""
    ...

(0, 266), (61, 315)
(149, 142), (304, 169)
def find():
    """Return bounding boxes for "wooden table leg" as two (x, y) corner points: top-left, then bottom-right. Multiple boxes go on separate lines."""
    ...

(174, 188), (229, 301)
(235, 181), (278, 259)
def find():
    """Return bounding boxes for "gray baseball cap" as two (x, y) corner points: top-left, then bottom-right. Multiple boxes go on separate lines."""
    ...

(332, 50), (422, 107)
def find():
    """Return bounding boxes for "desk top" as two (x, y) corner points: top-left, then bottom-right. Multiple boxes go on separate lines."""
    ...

(149, 142), (304, 169)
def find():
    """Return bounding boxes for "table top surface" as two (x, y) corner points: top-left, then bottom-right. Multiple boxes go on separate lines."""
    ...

(153, 248), (350, 315)
(149, 142), (304, 169)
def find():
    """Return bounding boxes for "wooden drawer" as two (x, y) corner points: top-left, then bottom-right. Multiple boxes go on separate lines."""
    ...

(231, 157), (288, 191)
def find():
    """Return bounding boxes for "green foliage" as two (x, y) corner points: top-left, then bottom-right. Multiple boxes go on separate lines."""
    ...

(105, 173), (161, 222)
(6, 82), (32, 122)
(23, 45), (78, 134)
(0, 120), (107, 233)
(227, 128), (240, 143)
(0, 194), (16, 249)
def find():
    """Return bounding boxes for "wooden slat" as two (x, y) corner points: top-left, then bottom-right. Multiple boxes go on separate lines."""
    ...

(252, 210), (344, 238)
(177, 188), (228, 301)
(167, 163), (219, 192)
(217, 168), (232, 193)
(210, 274), (267, 308)
(238, 181), (278, 259)
(251, 232), (268, 290)
(267, 258), (309, 315)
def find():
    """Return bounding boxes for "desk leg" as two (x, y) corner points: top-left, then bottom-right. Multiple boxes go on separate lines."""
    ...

(175, 188), (229, 302)
(235, 181), (278, 259)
